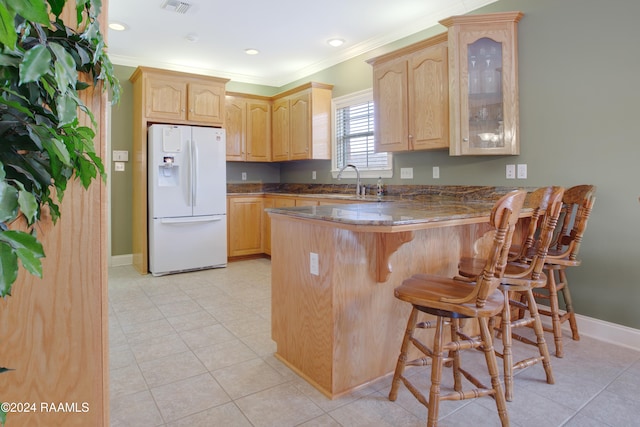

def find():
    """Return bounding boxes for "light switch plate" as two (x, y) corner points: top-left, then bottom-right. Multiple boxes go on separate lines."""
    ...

(114, 162), (125, 172)
(432, 166), (440, 179)
(400, 168), (413, 179)
(517, 164), (527, 179)
(112, 150), (129, 162)
(310, 252), (319, 276)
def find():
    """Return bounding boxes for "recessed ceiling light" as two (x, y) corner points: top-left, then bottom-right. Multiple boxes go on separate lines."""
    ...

(245, 48), (260, 55)
(108, 22), (128, 31)
(185, 33), (199, 43)
(327, 38), (345, 47)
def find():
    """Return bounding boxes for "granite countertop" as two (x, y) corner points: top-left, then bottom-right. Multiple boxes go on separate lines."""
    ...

(266, 197), (500, 227)
(232, 184), (532, 227)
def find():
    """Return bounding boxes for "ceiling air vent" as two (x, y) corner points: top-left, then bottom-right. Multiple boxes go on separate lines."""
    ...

(161, 0), (191, 14)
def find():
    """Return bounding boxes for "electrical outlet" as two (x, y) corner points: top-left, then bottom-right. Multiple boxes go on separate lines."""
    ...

(114, 162), (125, 172)
(517, 164), (527, 179)
(241, 172), (247, 181)
(506, 164), (516, 179)
(432, 166), (440, 179)
(310, 252), (319, 276)
(400, 168), (413, 179)
(312, 171), (317, 180)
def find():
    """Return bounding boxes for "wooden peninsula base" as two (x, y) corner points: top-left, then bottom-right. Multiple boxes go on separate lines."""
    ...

(269, 200), (521, 398)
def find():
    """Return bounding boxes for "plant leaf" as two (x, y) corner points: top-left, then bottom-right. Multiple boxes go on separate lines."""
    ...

(0, 181), (19, 223)
(0, 241), (19, 297)
(0, 2), (17, 49)
(47, 136), (72, 166)
(76, 157), (97, 188)
(9, 0), (50, 24)
(19, 44), (52, 84)
(18, 188), (38, 224)
(0, 230), (45, 257)
(47, 0), (66, 18)
(55, 93), (77, 126)
(50, 42), (78, 93)
(15, 246), (43, 278)
(0, 51), (20, 67)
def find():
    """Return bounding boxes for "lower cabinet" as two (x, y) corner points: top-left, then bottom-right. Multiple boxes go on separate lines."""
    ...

(227, 196), (264, 257)
(263, 196), (295, 255)
(230, 194), (364, 258)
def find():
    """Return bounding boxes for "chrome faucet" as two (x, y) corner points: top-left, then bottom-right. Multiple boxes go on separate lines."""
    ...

(337, 164), (361, 197)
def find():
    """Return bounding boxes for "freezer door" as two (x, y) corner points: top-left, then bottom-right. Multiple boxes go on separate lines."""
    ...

(148, 125), (192, 218)
(192, 127), (227, 216)
(149, 215), (227, 275)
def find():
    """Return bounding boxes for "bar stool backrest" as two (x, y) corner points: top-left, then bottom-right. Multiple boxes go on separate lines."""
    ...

(552, 184), (596, 261)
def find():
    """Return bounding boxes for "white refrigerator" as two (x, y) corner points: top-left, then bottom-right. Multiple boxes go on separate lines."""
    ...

(148, 124), (227, 276)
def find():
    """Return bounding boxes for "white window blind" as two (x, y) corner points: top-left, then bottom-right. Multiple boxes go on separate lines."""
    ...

(332, 90), (392, 178)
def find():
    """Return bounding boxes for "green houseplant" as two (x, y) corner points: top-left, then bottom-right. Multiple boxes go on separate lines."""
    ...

(0, 0), (119, 299)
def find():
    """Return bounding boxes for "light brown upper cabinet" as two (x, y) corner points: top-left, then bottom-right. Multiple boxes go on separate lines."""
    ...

(132, 66), (227, 126)
(271, 97), (290, 162)
(271, 82), (333, 161)
(225, 93), (272, 162)
(441, 12), (523, 156)
(368, 34), (449, 152)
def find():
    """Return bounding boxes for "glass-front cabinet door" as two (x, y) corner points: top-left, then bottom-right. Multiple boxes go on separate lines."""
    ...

(441, 12), (523, 156)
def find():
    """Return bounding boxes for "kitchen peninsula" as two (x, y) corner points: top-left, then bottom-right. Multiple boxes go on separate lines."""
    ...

(267, 189), (530, 399)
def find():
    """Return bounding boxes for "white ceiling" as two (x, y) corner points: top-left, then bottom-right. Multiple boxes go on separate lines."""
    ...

(107, 0), (497, 87)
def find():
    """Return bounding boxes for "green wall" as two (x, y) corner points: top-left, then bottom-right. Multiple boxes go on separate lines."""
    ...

(110, 66), (134, 257)
(109, 0), (640, 328)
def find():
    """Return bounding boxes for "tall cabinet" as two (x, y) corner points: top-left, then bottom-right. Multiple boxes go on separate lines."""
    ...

(368, 33), (449, 152)
(130, 66), (228, 274)
(441, 12), (523, 156)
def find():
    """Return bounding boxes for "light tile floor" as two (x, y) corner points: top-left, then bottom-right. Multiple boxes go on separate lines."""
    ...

(109, 259), (640, 426)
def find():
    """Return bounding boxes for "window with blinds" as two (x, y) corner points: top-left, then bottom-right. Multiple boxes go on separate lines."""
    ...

(332, 90), (392, 177)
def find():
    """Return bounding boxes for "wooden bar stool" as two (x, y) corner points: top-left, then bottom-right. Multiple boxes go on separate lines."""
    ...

(457, 186), (564, 401)
(533, 184), (596, 357)
(388, 190), (526, 427)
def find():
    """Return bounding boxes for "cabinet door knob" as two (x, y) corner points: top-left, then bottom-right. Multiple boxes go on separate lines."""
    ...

(463, 137), (469, 142)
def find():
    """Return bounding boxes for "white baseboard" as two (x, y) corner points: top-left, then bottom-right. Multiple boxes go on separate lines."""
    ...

(538, 304), (640, 352)
(573, 313), (640, 352)
(110, 254), (133, 267)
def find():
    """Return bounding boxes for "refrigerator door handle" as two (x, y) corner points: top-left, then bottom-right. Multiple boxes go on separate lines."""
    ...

(186, 138), (192, 207)
(193, 140), (198, 207)
(160, 216), (223, 224)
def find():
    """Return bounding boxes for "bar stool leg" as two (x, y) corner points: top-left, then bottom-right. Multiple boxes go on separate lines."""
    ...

(427, 316), (446, 427)
(526, 289), (555, 385)
(479, 317), (509, 427)
(447, 318), (464, 391)
(389, 307), (419, 401)
(558, 268), (580, 341)
(500, 289), (514, 402)
(546, 268), (564, 358)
